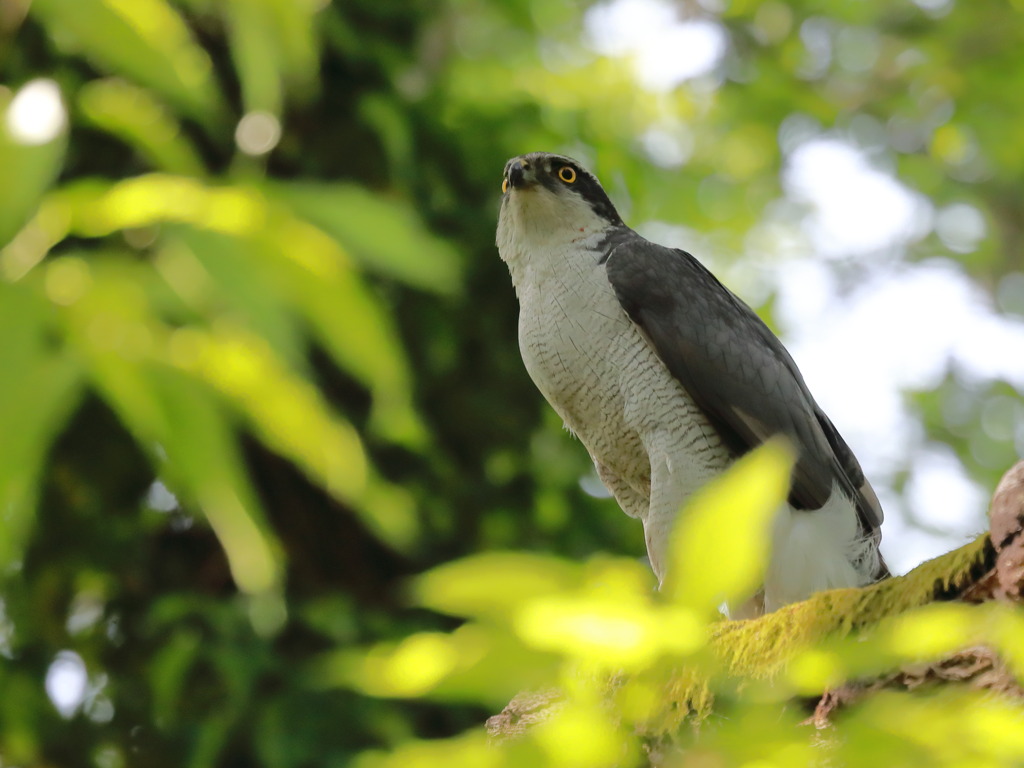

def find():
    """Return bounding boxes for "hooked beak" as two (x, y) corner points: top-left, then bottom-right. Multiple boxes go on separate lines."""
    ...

(507, 158), (534, 190)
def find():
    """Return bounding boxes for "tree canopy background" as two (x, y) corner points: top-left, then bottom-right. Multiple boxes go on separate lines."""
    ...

(1, 0), (1023, 766)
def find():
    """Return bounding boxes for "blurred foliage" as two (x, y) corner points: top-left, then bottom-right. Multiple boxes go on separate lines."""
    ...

(1, 0), (1023, 766)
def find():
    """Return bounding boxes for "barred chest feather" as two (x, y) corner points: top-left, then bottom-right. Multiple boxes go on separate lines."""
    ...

(510, 237), (727, 501)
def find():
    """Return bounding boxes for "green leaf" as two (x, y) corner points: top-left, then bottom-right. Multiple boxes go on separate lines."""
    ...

(269, 182), (462, 294)
(0, 83), (67, 251)
(53, 257), (283, 594)
(223, 0), (320, 115)
(165, 226), (307, 367)
(316, 623), (557, 706)
(413, 552), (583, 619)
(29, 0), (226, 130)
(223, 0), (286, 116)
(51, 175), (426, 445)
(352, 731), (504, 768)
(134, 370), (284, 596)
(167, 322), (370, 508)
(150, 628), (203, 726)
(662, 439), (795, 614)
(292, 251), (426, 446)
(78, 79), (206, 176)
(0, 281), (81, 571)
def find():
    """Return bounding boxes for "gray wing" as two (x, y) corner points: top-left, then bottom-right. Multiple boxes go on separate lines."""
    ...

(603, 231), (883, 540)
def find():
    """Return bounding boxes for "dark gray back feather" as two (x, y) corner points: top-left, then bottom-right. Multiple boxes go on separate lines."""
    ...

(601, 229), (885, 551)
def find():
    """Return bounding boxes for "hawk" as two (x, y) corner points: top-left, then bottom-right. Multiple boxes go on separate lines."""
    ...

(496, 151), (887, 612)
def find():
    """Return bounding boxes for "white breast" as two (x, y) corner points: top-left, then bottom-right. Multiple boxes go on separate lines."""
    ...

(502, 222), (726, 500)
(514, 240), (639, 446)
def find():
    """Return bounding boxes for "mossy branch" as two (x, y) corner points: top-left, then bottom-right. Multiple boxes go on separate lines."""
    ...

(491, 461), (1024, 741)
(710, 532), (995, 680)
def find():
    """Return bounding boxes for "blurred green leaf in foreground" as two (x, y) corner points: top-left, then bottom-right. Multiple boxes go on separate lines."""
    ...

(340, 448), (1023, 768)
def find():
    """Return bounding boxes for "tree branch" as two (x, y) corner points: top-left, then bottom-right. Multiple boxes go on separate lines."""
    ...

(489, 460), (1024, 740)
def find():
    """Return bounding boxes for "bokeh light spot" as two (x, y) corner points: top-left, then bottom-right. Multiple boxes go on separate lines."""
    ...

(586, 0), (727, 91)
(5, 78), (66, 145)
(45, 650), (87, 718)
(235, 111), (282, 156)
(936, 202), (986, 253)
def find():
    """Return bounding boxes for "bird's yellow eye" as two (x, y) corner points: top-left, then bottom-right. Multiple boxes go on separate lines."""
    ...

(558, 166), (577, 183)
(502, 177), (509, 194)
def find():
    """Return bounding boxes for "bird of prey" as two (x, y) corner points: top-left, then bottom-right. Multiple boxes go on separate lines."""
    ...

(496, 151), (887, 613)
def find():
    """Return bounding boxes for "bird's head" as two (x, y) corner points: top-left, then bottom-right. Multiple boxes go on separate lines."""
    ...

(496, 152), (624, 266)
